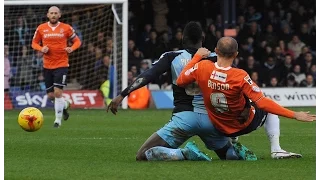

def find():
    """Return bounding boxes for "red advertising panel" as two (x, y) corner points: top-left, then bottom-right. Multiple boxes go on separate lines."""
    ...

(63, 90), (104, 108)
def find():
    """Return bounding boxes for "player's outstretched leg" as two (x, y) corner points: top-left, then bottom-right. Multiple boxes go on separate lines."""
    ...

(264, 113), (302, 159)
(145, 141), (211, 161)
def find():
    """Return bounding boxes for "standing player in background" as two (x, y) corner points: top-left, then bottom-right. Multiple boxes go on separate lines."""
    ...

(177, 38), (315, 158)
(108, 22), (256, 161)
(32, 6), (81, 128)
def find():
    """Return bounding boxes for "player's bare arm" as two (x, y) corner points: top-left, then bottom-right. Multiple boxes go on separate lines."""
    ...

(107, 53), (171, 115)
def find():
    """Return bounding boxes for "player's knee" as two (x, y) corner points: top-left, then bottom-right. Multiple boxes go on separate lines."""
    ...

(54, 88), (63, 98)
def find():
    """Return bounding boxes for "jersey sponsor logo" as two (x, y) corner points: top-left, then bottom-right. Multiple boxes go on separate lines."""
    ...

(244, 75), (253, 85)
(252, 86), (261, 92)
(210, 70), (227, 83)
(184, 63), (198, 75)
(43, 33), (65, 38)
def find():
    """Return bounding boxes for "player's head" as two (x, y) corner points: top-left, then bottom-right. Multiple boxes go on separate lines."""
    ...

(215, 37), (238, 59)
(182, 21), (203, 48)
(47, 6), (61, 24)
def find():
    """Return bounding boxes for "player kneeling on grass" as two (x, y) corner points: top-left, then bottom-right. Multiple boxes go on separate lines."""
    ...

(107, 22), (257, 162)
(176, 38), (316, 159)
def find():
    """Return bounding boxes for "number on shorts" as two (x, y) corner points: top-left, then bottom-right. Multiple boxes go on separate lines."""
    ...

(210, 93), (229, 113)
(62, 75), (66, 84)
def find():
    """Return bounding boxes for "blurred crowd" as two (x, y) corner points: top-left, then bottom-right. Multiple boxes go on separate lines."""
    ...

(4, 0), (316, 93)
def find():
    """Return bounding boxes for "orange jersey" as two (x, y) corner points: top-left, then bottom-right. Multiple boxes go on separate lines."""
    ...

(177, 54), (295, 134)
(32, 22), (79, 69)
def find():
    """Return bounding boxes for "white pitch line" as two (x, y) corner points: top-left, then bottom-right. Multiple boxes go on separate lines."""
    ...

(79, 137), (138, 140)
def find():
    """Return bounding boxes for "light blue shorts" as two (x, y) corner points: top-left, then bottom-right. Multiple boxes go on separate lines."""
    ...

(156, 111), (229, 150)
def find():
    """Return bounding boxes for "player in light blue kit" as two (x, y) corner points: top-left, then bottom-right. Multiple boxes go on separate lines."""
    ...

(107, 22), (256, 161)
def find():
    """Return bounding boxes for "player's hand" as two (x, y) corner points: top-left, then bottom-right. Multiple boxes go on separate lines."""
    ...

(196, 47), (211, 58)
(106, 95), (124, 115)
(294, 111), (316, 122)
(41, 45), (49, 53)
(237, 107), (250, 124)
(65, 47), (73, 54)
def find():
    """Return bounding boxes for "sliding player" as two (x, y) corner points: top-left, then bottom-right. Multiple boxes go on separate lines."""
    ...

(176, 37), (315, 158)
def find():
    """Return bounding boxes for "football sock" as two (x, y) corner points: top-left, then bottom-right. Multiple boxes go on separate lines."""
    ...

(264, 113), (282, 152)
(51, 97), (68, 109)
(63, 99), (69, 109)
(145, 147), (185, 161)
(54, 97), (65, 125)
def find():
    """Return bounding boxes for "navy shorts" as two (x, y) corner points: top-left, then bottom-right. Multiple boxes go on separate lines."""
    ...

(226, 104), (268, 137)
(43, 67), (68, 93)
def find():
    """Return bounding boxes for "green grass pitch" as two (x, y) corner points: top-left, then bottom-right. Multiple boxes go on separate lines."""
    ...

(4, 107), (315, 180)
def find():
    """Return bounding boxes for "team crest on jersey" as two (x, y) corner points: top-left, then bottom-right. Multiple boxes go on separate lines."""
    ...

(244, 75), (253, 85)
(60, 28), (64, 33)
(210, 70), (227, 83)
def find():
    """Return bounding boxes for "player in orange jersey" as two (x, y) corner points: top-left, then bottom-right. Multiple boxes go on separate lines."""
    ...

(177, 37), (315, 159)
(32, 6), (81, 128)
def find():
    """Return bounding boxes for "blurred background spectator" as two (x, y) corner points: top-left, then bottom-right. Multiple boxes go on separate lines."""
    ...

(4, 0), (316, 93)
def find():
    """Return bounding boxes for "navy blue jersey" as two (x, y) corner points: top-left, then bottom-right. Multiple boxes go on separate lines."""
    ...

(121, 48), (217, 114)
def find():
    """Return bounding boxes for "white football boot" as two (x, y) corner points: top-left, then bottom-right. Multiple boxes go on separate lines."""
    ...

(271, 150), (302, 159)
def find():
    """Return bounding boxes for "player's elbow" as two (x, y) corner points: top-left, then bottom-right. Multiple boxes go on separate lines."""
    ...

(76, 38), (82, 46)
(31, 42), (36, 49)
(254, 97), (267, 109)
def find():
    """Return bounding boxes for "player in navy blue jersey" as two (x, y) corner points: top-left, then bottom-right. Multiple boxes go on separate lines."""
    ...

(107, 22), (257, 161)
